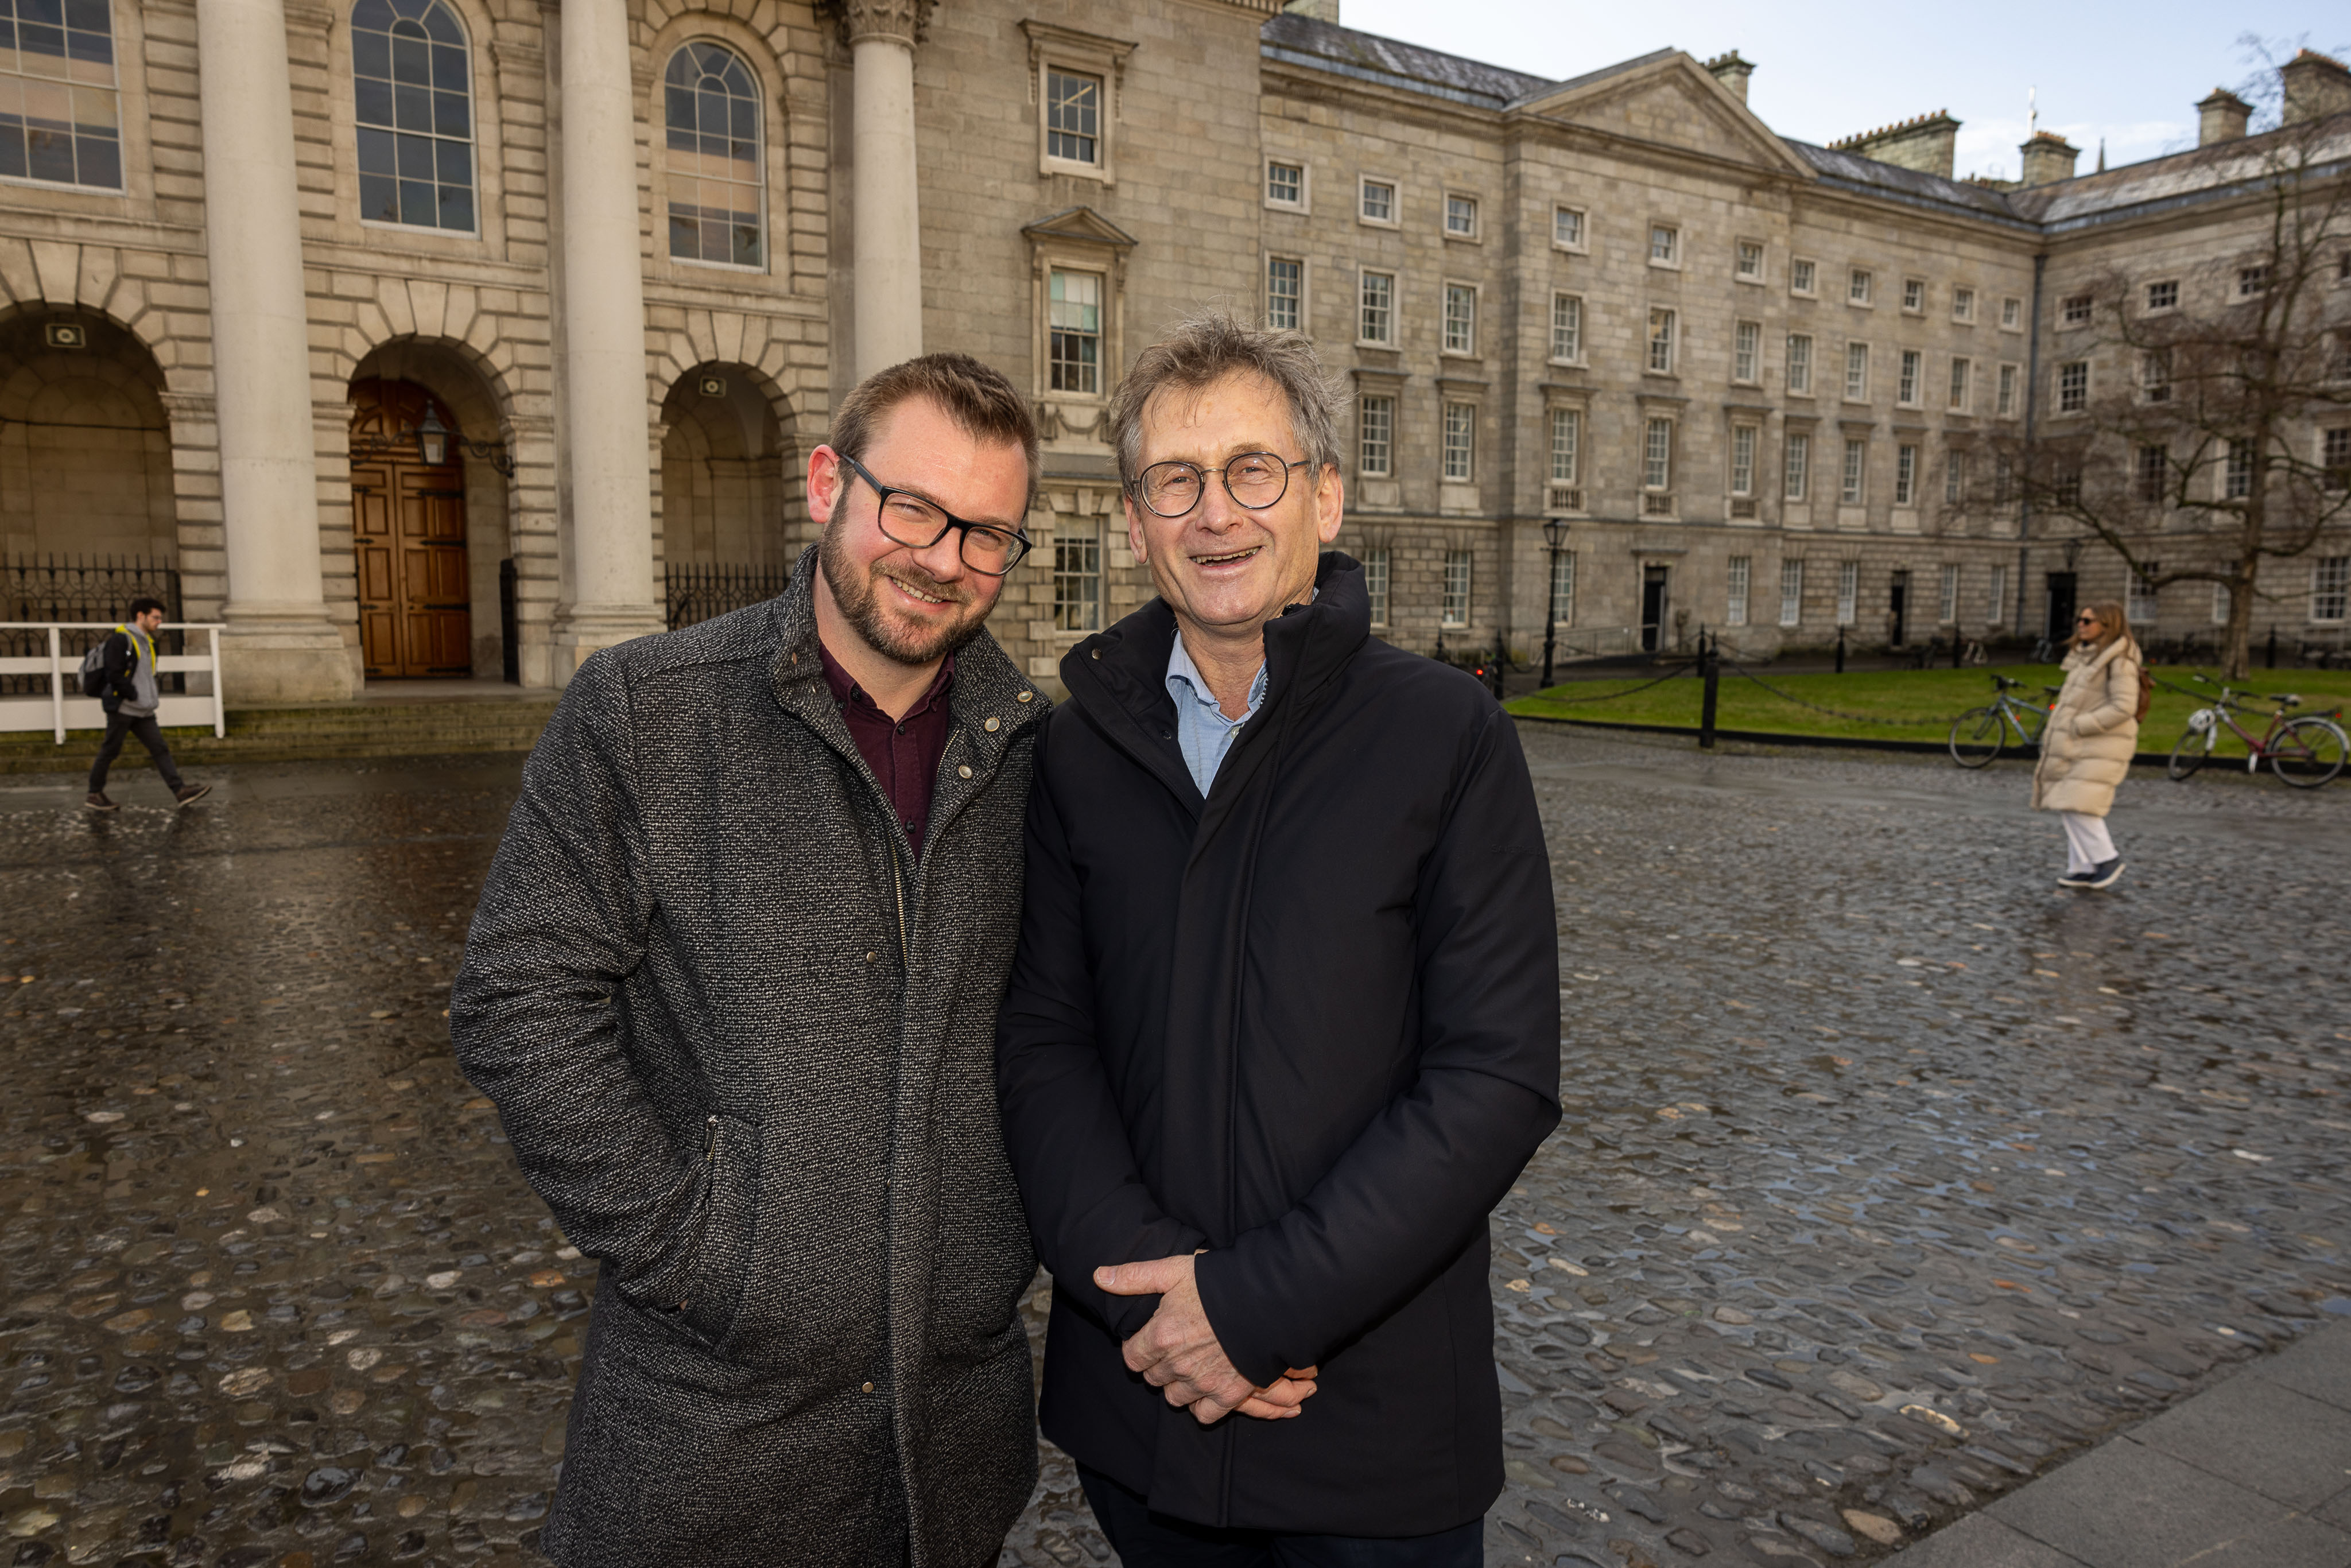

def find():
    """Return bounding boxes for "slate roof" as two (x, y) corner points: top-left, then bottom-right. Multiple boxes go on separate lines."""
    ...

(1786, 141), (2028, 226)
(1258, 13), (1555, 110)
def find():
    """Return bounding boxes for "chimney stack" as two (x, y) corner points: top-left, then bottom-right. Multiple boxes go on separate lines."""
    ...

(1704, 51), (1754, 104)
(1828, 111), (1961, 180)
(2018, 130), (2080, 187)
(2280, 49), (2351, 126)
(2197, 87), (2251, 145)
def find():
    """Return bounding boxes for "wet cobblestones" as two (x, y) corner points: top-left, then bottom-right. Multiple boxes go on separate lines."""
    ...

(0, 734), (2344, 1567)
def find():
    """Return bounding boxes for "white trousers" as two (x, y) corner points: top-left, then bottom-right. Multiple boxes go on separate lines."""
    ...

(2059, 810), (2116, 875)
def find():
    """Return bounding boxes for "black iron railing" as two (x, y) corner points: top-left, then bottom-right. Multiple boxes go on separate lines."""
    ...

(1, 554), (185, 695)
(666, 562), (790, 631)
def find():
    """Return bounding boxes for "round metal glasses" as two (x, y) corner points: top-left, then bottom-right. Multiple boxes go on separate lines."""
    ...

(838, 452), (1032, 576)
(1134, 452), (1312, 518)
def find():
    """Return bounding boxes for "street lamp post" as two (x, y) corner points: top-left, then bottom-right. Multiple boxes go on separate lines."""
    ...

(1541, 518), (1568, 689)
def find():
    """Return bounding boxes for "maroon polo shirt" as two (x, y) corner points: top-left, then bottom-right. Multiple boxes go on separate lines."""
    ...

(818, 642), (955, 857)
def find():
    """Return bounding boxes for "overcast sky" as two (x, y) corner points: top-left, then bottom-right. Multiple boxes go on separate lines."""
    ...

(1340, 1), (2343, 181)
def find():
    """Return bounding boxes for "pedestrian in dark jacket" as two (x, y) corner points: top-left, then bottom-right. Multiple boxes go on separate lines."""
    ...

(84, 596), (210, 810)
(450, 354), (1052, 1568)
(996, 314), (1562, 1563)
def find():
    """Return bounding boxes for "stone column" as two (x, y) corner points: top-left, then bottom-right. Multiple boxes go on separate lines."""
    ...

(549, 0), (664, 681)
(196, 0), (355, 701)
(846, 0), (928, 378)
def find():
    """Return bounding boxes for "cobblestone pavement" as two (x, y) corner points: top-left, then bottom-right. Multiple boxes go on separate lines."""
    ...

(1, 732), (2345, 1568)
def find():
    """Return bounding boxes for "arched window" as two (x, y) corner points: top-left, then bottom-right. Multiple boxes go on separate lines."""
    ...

(352, 0), (474, 232)
(0, 0), (123, 189)
(664, 43), (763, 268)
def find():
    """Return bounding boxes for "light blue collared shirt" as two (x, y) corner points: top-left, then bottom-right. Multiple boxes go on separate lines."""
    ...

(1166, 630), (1267, 797)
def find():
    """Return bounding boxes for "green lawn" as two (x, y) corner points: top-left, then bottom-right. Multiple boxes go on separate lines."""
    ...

(1506, 663), (2351, 752)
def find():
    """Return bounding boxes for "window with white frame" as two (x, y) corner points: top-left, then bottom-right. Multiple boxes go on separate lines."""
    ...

(1444, 193), (1477, 237)
(1359, 177), (1395, 224)
(1836, 560), (1859, 624)
(2001, 296), (2022, 329)
(1265, 160), (1303, 207)
(663, 42), (763, 265)
(2129, 561), (2160, 625)
(1997, 363), (2019, 417)
(1053, 524), (1101, 632)
(2240, 264), (2271, 297)
(1549, 406), (1580, 484)
(2140, 348), (2173, 403)
(1902, 278), (1926, 312)
(2058, 360), (2088, 413)
(1443, 284), (1476, 355)
(1642, 417), (1673, 491)
(1358, 270), (1394, 345)
(1895, 443), (1917, 506)
(1948, 357), (1971, 411)
(1441, 549), (1472, 626)
(1733, 320), (1760, 383)
(1727, 555), (1751, 626)
(1841, 437), (1867, 504)
(1736, 240), (1764, 280)
(1791, 258), (1817, 296)
(1849, 267), (1873, 304)
(1266, 257), (1302, 331)
(2226, 438), (2254, 499)
(2211, 580), (2230, 625)
(1945, 451), (1967, 505)
(2147, 278), (2179, 312)
(1357, 393), (1393, 477)
(1549, 549), (1575, 627)
(1784, 432), (1810, 500)
(358, 0), (476, 230)
(1647, 308), (1675, 374)
(1045, 67), (1101, 164)
(1553, 205), (1585, 249)
(1363, 547), (1390, 626)
(2136, 443), (2167, 503)
(2061, 293), (2093, 326)
(1787, 333), (1813, 394)
(2326, 426), (2351, 490)
(1993, 453), (2014, 502)
(1730, 425), (1757, 498)
(1442, 401), (1475, 481)
(1779, 559), (1804, 626)
(1898, 349), (1921, 405)
(1939, 562), (1959, 623)
(2314, 556), (2349, 622)
(1844, 341), (1869, 401)
(1954, 287), (1976, 322)
(1550, 293), (1582, 362)
(1988, 564), (2008, 624)
(4, 0), (123, 190)
(1048, 269), (1102, 393)
(1649, 224), (1680, 266)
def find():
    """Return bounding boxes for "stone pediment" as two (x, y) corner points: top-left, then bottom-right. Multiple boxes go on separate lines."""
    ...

(1020, 206), (1140, 250)
(1512, 52), (1814, 178)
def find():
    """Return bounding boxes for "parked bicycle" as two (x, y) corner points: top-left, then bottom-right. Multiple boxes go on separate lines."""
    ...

(2166, 674), (2348, 788)
(1949, 673), (2061, 768)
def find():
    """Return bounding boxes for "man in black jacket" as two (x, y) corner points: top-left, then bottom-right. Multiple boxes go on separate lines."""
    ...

(997, 315), (1562, 1562)
(84, 597), (209, 811)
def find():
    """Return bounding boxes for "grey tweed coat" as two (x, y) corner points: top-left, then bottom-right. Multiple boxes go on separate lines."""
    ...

(450, 546), (1048, 1568)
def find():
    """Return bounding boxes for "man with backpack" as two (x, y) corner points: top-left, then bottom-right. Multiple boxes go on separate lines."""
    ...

(83, 597), (210, 811)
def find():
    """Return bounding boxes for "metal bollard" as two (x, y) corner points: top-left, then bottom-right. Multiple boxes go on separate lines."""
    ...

(1699, 633), (1720, 750)
(1835, 626), (1847, 674)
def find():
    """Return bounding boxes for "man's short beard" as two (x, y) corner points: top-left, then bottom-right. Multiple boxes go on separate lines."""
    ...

(818, 521), (990, 668)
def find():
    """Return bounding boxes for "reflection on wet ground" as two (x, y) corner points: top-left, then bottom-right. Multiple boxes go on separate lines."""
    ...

(0, 735), (2344, 1566)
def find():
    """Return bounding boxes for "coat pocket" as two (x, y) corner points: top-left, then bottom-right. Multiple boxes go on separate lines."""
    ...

(662, 1111), (761, 1352)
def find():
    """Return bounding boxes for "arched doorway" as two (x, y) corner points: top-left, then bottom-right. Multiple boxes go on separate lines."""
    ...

(658, 365), (792, 626)
(349, 379), (471, 677)
(0, 308), (177, 564)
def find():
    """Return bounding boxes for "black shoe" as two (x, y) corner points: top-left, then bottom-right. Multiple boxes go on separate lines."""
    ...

(2085, 858), (2126, 889)
(83, 792), (118, 812)
(2056, 868), (2093, 888)
(173, 783), (212, 808)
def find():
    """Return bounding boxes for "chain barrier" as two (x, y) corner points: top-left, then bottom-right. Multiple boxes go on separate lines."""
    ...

(1716, 661), (1954, 728)
(1516, 665), (1696, 706)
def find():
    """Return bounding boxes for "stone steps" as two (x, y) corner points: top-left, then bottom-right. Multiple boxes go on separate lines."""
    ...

(0, 696), (558, 774)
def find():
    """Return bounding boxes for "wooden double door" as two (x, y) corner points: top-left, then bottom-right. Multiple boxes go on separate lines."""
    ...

(351, 380), (472, 678)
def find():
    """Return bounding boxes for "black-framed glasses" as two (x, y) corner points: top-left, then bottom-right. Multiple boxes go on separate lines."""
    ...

(2076, 614), (2101, 625)
(1134, 452), (1312, 518)
(836, 451), (1032, 576)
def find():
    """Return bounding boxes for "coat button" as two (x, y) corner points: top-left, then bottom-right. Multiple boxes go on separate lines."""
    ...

(1017, 690), (1034, 702)
(983, 716), (1000, 732)
(957, 764), (973, 778)
(1090, 649), (1100, 660)
(861, 1381), (874, 1394)
(864, 950), (876, 963)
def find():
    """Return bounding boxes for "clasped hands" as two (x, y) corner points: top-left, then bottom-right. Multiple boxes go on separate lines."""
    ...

(1095, 1253), (1317, 1425)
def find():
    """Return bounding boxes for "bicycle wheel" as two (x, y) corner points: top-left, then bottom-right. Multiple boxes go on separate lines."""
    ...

(2269, 717), (2348, 788)
(1950, 708), (2006, 769)
(2167, 725), (2213, 781)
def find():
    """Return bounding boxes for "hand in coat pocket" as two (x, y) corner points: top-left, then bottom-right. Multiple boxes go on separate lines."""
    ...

(1097, 1254), (1317, 1424)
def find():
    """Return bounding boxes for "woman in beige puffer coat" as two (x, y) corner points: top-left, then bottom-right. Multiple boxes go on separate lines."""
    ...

(2032, 600), (2142, 888)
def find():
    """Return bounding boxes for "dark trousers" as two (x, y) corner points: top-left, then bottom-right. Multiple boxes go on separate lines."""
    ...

(90, 712), (183, 794)
(1077, 1466), (1483, 1568)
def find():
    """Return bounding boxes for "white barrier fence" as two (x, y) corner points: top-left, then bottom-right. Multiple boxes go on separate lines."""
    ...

(0, 623), (227, 744)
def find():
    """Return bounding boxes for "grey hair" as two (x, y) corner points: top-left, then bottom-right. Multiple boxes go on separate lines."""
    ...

(1109, 309), (1351, 495)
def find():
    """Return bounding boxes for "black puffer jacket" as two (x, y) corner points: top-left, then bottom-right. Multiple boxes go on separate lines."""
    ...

(451, 546), (1048, 1567)
(997, 553), (1561, 1536)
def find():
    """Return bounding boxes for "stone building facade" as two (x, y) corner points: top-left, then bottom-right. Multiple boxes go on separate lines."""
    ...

(0, 0), (2344, 703)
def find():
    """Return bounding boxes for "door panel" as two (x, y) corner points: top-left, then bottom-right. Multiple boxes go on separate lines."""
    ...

(346, 403), (472, 677)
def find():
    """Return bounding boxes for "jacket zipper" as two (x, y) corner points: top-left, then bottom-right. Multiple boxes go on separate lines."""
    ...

(884, 830), (910, 969)
(678, 1113), (720, 1311)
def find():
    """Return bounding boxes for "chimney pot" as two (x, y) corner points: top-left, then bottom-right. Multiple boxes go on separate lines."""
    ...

(2279, 48), (2351, 126)
(1830, 111), (1961, 180)
(1704, 51), (1755, 104)
(2018, 130), (2079, 187)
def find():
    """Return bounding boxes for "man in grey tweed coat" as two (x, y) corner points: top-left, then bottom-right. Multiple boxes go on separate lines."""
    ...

(451, 355), (1050, 1567)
